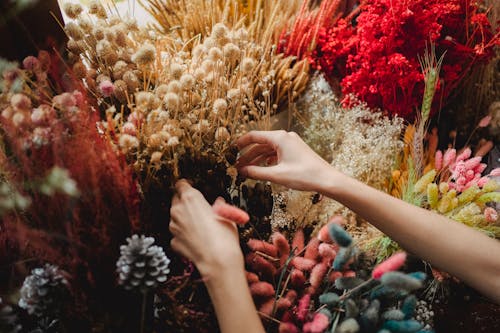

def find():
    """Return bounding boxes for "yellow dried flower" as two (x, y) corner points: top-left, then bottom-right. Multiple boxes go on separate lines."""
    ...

(458, 185), (481, 205)
(414, 169), (437, 194)
(427, 183), (439, 209)
(439, 182), (449, 194)
(482, 179), (499, 193)
(476, 192), (500, 204)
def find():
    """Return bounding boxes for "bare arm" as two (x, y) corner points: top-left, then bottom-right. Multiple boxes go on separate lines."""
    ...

(169, 180), (265, 333)
(237, 130), (500, 303)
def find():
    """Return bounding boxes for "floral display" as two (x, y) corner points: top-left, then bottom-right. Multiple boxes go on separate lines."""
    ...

(0, 0), (499, 332)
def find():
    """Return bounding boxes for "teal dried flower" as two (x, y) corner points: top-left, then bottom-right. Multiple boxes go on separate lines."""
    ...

(328, 223), (352, 247)
(380, 272), (423, 292)
(337, 318), (360, 333)
(359, 299), (380, 331)
(402, 295), (417, 319)
(116, 235), (171, 293)
(407, 272), (427, 282)
(383, 319), (423, 332)
(319, 292), (340, 306)
(345, 299), (359, 318)
(18, 264), (69, 318)
(382, 309), (405, 321)
(335, 277), (365, 290)
(333, 246), (354, 270)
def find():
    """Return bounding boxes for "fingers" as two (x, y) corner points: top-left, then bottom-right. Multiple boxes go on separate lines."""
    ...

(236, 130), (286, 150)
(238, 164), (278, 182)
(236, 143), (275, 166)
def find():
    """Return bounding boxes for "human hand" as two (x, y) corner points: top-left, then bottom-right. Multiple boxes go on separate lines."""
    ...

(236, 130), (335, 192)
(169, 180), (244, 277)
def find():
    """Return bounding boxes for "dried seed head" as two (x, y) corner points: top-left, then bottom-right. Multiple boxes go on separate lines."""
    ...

(67, 39), (85, 54)
(122, 122), (137, 136)
(241, 57), (255, 73)
(170, 63), (183, 80)
(194, 68), (206, 81)
(135, 91), (155, 109)
(227, 88), (240, 99)
(213, 98), (228, 114)
(164, 92), (180, 111)
(212, 23), (228, 40)
(119, 134), (139, 153)
(88, 0), (107, 19)
(167, 80), (182, 94)
(63, 3), (83, 19)
(77, 18), (92, 33)
(151, 151), (163, 164)
(148, 133), (163, 148)
(132, 43), (156, 66)
(125, 18), (138, 31)
(113, 79), (128, 102)
(65, 22), (84, 40)
(235, 28), (249, 41)
(93, 26), (105, 40)
(112, 60), (128, 80)
(155, 84), (169, 98)
(201, 59), (215, 73)
(209, 47), (223, 61)
(11, 93), (31, 111)
(215, 127), (230, 142)
(180, 74), (195, 90)
(99, 80), (115, 97)
(223, 43), (240, 61)
(123, 71), (140, 92)
(192, 44), (206, 59)
(167, 136), (179, 147)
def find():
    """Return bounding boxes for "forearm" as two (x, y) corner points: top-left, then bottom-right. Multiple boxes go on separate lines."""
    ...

(319, 168), (500, 303)
(203, 260), (265, 333)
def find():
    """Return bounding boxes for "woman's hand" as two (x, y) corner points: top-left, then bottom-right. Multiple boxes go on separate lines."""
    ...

(169, 180), (243, 278)
(236, 130), (335, 192)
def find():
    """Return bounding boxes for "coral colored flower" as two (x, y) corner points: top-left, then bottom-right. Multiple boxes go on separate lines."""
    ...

(372, 252), (407, 279)
(478, 115), (492, 128)
(303, 312), (330, 333)
(484, 207), (498, 223)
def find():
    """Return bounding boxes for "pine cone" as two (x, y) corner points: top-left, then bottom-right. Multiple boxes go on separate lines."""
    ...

(0, 298), (22, 333)
(18, 264), (69, 318)
(116, 235), (171, 292)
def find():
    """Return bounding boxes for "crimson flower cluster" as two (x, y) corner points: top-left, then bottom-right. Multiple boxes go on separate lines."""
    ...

(313, 0), (498, 120)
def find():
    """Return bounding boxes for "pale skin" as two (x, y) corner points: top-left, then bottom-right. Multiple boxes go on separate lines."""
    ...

(169, 130), (500, 333)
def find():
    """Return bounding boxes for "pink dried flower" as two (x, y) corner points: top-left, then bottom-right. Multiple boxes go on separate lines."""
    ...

(478, 115), (492, 128)
(277, 297), (293, 312)
(317, 224), (332, 242)
(464, 156), (482, 171)
(291, 257), (316, 271)
(279, 322), (300, 333)
(304, 238), (320, 261)
(296, 294), (311, 322)
(443, 149), (456, 167)
(285, 290), (298, 303)
(52, 92), (76, 109)
(245, 253), (277, 278)
(23, 56), (40, 72)
(247, 239), (278, 257)
(212, 198), (250, 225)
(246, 272), (259, 284)
(11, 93), (32, 111)
(99, 80), (115, 97)
(372, 252), (407, 279)
(318, 243), (336, 260)
(292, 228), (305, 253)
(272, 232), (291, 257)
(477, 176), (490, 188)
(249, 281), (275, 298)
(484, 207), (498, 223)
(456, 148), (472, 162)
(328, 271), (343, 283)
(290, 268), (306, 288)
(343, 270), (356, 278)
(303, 313), (330, 333)
(258, 299), (274, 316)
(435, 150), (443, 170)
(309, 263), (328, 289)
(474, 163), (487, 174)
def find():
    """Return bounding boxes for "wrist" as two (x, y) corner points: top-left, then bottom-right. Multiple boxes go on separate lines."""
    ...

(317, 167), (350, 199)
(196, 250), (244, 281)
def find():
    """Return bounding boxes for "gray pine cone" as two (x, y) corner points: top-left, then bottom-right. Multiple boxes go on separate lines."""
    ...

(414, 299), (434, 330)
(116, 235), (170, 292)
(18, 264), (69, 318)
(0, 298), (22, 333)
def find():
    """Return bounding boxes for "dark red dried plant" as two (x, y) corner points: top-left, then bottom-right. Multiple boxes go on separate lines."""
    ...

(0, 51), (140, 325)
